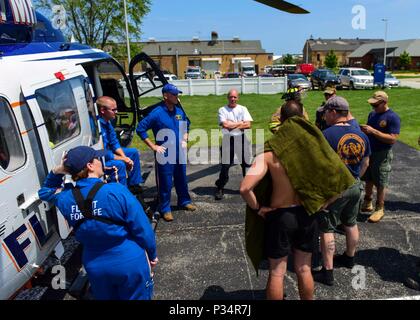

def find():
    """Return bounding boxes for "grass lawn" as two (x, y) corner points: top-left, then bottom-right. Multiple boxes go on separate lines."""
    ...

(131, 87), (420, 151)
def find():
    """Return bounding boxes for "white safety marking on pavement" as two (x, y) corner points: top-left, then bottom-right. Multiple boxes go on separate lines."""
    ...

(237, 231), (255, 299)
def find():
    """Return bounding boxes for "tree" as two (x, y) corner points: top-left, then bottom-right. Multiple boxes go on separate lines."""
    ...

(282, 54), (295, 64)
(324, 50), (338, 69)
(35, 0), (151, 51)
(399, 50), (412, 70)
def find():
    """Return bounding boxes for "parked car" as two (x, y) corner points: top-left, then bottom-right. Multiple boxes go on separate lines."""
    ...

(338, 67), (374, 89)
(287, 73), (311, 90)
(222, 72), (241, 78)
(153, 74), (178, 82)
(384, 72), (400, 88)
(311, 69), (341, 90)
(259, 73), (274, 78)
(297, 63), (315, 76)
(185, 66), (203, 79)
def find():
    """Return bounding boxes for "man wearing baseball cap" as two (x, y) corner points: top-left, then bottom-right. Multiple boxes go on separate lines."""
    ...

(38, 146), (158, 300)
(360, 91), (401, 223)
(314, 96), (371, 285)
(136, 83), (196, 222)
(315, 86), (337, 131)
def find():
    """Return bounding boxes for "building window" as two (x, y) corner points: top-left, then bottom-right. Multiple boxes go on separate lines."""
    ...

(317, 54), (321, 62)
(35, 78), (82, 148)
(188, 59), (201, 67)
(0, 97), (26, 171)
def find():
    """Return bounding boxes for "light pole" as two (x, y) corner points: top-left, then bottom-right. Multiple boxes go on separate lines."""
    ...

(382, 18), (388, 67)
(124, 0), (131, 65)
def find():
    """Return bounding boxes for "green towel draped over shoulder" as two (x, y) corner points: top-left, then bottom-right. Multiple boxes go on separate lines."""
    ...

(245, 116), (355, 274)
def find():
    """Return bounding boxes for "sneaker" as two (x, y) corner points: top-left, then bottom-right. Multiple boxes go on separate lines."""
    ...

(405, 277), (420, 291)
(214, 188), (224, 200)
(361, 199), (374, 212)
(162, 212), (174, 222)
(334, 252), (355, 269)
(183, 203), (197, 211)
(368, 207), (384, 223)
(313, 268), (334, 286)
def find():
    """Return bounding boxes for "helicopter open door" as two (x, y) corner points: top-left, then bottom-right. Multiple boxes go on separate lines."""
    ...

(128, 52), (169, 120)
(81, 59), (138, 147)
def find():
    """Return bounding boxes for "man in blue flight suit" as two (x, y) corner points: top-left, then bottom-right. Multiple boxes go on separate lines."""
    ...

(136, 84), (197, 222)
(38, 146), (158, 300)
(97, 96), (143, 194)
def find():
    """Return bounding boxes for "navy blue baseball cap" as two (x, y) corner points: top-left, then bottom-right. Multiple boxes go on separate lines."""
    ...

(162, 83), (182, 95)
(64, 146), (107, 175)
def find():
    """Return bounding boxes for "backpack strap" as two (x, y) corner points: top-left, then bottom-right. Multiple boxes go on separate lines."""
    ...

(71, 182), (126, 232)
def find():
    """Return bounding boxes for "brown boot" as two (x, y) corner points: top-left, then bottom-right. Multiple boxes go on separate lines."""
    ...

(162, 212), (174, 222)
(361, 199), (374, 212)
(368, 206), (384, 223)
(183, 203), (197, 211)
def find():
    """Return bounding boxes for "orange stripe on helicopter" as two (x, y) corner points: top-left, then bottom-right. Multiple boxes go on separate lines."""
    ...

(11, 101), (25, 108)
(0, 176), (12, 184)
(21, 129), (33, 136)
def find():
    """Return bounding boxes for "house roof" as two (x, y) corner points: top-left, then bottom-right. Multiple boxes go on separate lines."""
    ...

(349, 39), (420, 58)
(307, 38), (383, 52)
(137, 39), (269, 56)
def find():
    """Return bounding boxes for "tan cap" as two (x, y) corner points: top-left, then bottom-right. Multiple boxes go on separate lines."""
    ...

(323, 86), (336, 95)
(368, 91), (388, 104)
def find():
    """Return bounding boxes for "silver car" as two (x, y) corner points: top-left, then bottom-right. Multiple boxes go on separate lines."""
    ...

(287, 73), (311, 90)
(384, 73), (400, 87)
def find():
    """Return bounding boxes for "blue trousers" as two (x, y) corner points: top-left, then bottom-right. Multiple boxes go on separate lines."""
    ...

(156, 161), (191, 214)
(85, 252), (153, 300)
(105, 148), (143, 186)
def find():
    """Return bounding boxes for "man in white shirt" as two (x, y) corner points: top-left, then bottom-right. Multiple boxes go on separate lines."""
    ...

(215, 89), (253, 200)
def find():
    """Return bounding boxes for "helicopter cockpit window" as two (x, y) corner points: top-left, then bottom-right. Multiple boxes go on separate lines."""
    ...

(35, 80), (81, 148)
(0, 98), (26, 171)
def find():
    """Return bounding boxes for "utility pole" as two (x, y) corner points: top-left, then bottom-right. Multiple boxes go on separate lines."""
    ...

(124, 0), (131, 66)
(382, 19), (388, 67)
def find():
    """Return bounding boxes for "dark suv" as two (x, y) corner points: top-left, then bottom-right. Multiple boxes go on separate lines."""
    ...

(311, 69), (341, 90)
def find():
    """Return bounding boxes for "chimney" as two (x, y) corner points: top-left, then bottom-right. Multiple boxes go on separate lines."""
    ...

(211, 31), (219, 42)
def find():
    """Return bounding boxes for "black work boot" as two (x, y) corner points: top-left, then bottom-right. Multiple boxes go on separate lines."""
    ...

(313, 268), (334, 286)
(334, 252), (355, 269)
(214, 188), (224, 200)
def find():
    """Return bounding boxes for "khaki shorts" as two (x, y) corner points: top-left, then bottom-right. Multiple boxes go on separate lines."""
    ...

(362, 149), (393, 188)
(318, 180), (363, 233)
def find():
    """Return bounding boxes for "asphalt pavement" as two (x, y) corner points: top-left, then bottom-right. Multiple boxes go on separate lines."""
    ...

(142, 142), (420, 300)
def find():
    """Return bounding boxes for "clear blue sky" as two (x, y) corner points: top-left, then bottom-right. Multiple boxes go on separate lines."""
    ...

(140, 0), (420, 55)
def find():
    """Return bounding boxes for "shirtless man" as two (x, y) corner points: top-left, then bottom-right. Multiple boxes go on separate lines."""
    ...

(240, 102), (317, 300)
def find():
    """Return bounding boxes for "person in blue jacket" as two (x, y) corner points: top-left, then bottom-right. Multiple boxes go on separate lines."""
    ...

(97, 96), (143, 194)
(136, 84), (197, 222)
(38, 146), (158, 300)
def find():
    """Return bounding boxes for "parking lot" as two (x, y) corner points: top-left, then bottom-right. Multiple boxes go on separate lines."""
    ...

(144, 143), (420, 300)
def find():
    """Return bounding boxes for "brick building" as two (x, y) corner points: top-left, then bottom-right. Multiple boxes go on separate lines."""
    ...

(132, 32), (273, 78)
(349, 39), (420, 71)
(302, 38), (383, 68)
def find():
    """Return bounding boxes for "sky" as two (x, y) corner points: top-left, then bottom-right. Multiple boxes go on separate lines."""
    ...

(140, 0), (420, 55)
